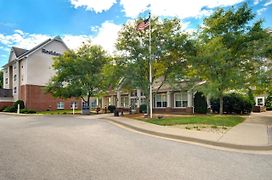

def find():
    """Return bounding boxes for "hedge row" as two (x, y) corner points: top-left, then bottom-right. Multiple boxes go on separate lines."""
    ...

(211, 93), (254, 114)
(1, 100), (36, 114)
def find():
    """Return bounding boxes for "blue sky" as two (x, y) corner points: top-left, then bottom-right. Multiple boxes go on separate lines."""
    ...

(0, 0), (271, 67)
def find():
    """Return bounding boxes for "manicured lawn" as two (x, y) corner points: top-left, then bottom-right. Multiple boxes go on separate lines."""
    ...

(38, 109), (83, 115)
(146, 115), (245, 127)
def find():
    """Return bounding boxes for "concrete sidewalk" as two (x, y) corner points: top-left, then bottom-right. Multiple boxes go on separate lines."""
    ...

(105, 112), (272, 151)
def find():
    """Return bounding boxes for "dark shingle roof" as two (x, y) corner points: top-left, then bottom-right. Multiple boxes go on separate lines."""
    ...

(18, 38), (52, 58)
(12, 47), (28, 57)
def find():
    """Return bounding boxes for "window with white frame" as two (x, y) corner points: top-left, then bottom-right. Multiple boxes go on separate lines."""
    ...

(174, 92), (188, 108)
(5, 78), (8, 84)
(130, 90), (137, 97)
(70, 102), (78, 109)
(155, 94), (167, 107)
(14, 74), (17, 81)
(121, 96), (129, 107)
(256, 97), (264, 106)
(13, 87), (17, 94)
(57, 102), (64, 109)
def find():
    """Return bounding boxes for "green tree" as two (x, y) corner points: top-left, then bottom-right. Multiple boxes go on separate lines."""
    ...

(116, 17), (193, 115)
(193, 3), (271, 114)
(46, 42), (110, 107)
(0, 70), (3, 88)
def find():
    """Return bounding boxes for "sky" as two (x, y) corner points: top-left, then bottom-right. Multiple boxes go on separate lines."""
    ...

(0, 0), (271, 67)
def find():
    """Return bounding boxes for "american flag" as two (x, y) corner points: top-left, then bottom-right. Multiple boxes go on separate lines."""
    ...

(137, 17), (150, 30)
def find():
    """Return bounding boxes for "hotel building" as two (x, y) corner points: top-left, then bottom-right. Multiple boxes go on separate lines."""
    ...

(0, 36), (81, 111)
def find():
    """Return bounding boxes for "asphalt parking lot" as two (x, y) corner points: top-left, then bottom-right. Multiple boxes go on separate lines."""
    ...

(0, 114), (272, 180)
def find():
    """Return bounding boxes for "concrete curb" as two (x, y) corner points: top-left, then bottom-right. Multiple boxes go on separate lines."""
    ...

(106, 117), (272, 151)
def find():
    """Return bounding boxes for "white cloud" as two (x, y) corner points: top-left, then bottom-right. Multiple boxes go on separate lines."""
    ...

(0, 30), (50, 50)
(264, 0), (272, 6)
(92, 21), (122, 53)
(257, 7), (267, 15)
(62, 34), (92, 50)
(70, 0), (116, 13)
(90, 25), (99, 32)
(120, 0), (244, 18)
(0, 23), (122, 56)
(68, 0), (244, 19)
(254, 0), (262, 5)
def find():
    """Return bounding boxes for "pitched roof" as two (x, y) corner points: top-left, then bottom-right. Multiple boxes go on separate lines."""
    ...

(3, 36), (69, 68)
(17, 36), (69, 59)
(12, 47), (28, 57)
(17, 38), (52, 59)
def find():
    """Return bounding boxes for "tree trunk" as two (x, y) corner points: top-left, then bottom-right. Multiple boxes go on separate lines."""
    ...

(219, 95), (224, 114)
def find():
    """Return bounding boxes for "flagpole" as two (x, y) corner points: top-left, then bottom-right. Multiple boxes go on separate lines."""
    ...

(149, 12), (153, 118)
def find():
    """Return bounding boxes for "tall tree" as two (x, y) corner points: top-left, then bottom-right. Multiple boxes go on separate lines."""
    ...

(116, 17), (193, 114)
(193, 3), (271, 114)
(46, 42), (110, 107)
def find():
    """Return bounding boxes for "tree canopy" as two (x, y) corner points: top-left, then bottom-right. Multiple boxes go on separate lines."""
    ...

(192, 3), (271, 114)
(46, 42), (110, 106)
(115, 17), (194, 113)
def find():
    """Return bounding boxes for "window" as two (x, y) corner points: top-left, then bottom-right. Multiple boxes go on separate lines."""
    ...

(70, 102), (78, 109)
(155, 94), (167, 107)
(13, 87), (17, 94)
(90, 99), (97, 108)
(174, 92), (188, 108)
(121, 96), (129, 107)
(13, 64), (16, 69)
(5, 68), (8, 73)
(5, 78), (8, 84)
(130, 90), (137, 97)
(141, 98), (146, 105)
(256, 97), (264, 106)
(14, 75), (17, 81)
(57, 102), (64, 109)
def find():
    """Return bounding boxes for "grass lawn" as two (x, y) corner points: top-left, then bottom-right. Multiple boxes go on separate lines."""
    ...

(38, 109), (83, 115)
(145, 115), (245, 127)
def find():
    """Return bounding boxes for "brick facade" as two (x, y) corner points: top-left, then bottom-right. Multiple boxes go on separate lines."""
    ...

(20, 85), (81, 111)
(0, 102), (14, 110)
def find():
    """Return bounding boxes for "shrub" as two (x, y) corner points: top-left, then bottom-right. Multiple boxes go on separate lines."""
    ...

(194, 92), (207, 114)
(3, 106), (17, 112)
(0, 106), (7, 112)
(20, 109), (36, 114)
(211, 93), (253, 114)
(139, 104), (147, 113)
(265, 95), (272, 110)
(14, 100), (25, 109)
(108, 105), (116, 113)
